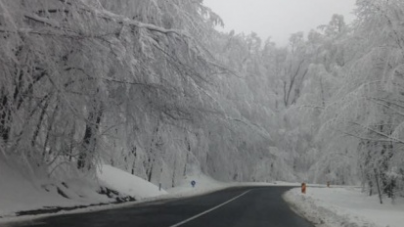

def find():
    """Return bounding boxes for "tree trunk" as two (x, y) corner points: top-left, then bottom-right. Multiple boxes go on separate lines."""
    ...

(374, 169), (383, 204)
(31, 99), (50, 147)
(172, 158), (177, 187)
(147, 159), (154, 182)
(0, 93), (10, 144)
(131, 146), (137, 175)
(77, 103), (103, 170)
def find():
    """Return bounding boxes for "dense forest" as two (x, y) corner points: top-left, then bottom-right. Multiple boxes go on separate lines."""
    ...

(0, 0), (403, 202)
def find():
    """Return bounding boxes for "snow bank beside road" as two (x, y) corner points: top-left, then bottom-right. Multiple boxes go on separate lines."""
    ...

(0, 158), (83, 217)
(97, 165), (167, 199)
(0, 158), (120, 218)
(284, 187), (404, 227)
(167, 172), (227, 196)
(0, 163), (165, 219)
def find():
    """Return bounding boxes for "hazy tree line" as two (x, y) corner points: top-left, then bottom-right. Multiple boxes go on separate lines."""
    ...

(0, 0), (403, 202)
(265, 0), (404, 202)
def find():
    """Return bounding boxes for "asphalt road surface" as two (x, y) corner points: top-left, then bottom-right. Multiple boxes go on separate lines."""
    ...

(13, 186), (314, 227)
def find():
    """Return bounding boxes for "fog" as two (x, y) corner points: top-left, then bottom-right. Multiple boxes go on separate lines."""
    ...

(204, 0), (356, 45)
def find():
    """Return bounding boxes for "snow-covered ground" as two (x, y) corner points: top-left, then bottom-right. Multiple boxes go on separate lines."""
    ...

(0, 162), (166, 222)
(97, 165), (167, 199)
(0, 158), (111, 218)
(166, 172), (229, 197)
(284, 187), (404, 227)
(11, 163), (402, 227)
(0, 163), (232, 224)
(10, 159), (401, 227)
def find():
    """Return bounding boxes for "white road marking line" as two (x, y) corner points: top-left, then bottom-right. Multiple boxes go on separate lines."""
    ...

(169, 190), (252, 227)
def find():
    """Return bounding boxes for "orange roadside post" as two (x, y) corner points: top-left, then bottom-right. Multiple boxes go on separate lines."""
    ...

(301, 183), (306, 194)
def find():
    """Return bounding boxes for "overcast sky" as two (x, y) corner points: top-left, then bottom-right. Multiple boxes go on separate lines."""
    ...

(203, 0), (357, 46)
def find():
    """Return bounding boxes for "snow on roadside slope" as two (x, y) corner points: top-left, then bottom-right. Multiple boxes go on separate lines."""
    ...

(166, 171), (228, 197)
(284, 187), (404, 227)
(97, 164), (167, 199)
(0, 158), (86, 217)
(0, 162), (165, 219)
(0, 165), (231, 224)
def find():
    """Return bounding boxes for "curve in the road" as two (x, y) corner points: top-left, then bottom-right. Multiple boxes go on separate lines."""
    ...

(11, 186), (314, 227)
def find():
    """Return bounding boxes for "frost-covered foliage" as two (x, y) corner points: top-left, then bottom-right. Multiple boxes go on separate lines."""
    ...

(0, 0), (280, 189)
(3, 0), (403, 201)
(212, 0), (404, 200)
(0, 0), (219, 182)
(320, 0), (404, 201)
(271, 0), (404, 201)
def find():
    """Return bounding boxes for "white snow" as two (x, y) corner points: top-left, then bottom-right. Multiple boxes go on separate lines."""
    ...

(0, 162), (166, 220)
(97, 164), (167, 199)
(166, 171), (228, 196)
(0, 166), (226, 225)
(9, 157), (392, 227)
(284, 187), (404, 227)
(0, 158), (101, 217)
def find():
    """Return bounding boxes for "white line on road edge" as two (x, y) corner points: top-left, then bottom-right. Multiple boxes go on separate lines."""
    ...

(168, 190), (252, 227)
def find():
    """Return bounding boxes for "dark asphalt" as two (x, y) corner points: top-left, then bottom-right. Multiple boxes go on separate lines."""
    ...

(12, 187), (314, 227)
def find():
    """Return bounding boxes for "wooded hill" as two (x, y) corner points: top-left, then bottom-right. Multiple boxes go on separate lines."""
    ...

(0, 0), (403, 202)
